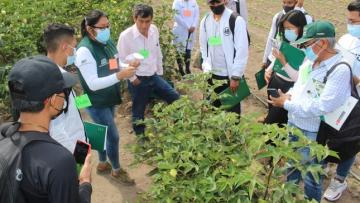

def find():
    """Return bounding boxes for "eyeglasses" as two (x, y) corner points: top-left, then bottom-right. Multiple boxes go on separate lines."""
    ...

(301, 40), (318, 49)
(55, 94), (68, 110)
(91, 25), (110, 30)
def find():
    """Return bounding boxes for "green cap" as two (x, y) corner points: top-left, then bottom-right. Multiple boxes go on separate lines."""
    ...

(293, 20), (336, 45)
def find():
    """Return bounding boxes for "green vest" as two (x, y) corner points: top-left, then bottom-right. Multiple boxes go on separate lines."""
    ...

(77, 36), (121, 107)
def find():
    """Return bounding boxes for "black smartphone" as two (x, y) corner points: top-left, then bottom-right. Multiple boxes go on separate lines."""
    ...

(73, 140), (90, 164)
(267, 88), (280, 98)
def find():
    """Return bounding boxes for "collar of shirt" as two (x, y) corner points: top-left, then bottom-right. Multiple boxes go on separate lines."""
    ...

(313, 53), (342, 73)
(132, 24), (155, 40)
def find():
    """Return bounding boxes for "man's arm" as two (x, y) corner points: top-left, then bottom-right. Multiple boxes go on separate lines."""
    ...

(231, 16), (248, 78)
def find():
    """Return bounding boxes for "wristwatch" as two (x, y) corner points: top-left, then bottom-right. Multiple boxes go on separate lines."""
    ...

(231, 76), (241, 81)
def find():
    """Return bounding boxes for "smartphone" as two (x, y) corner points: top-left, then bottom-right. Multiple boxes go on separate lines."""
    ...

(267, 88), (280, 98)
(73, 140), (91, 164)
(270, 38), (280, 50)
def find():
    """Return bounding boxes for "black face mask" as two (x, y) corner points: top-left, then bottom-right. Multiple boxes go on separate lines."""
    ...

(210, 4), (225, 15)
(283, 5), (295, 13)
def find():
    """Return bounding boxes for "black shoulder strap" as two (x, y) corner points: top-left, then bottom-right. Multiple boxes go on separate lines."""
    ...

(235, 0), (240, 14)
(323, 62), (351, 83)
(323, 61), (359, 98)
(229, 12), (238, 42)
(204, 13), (210, 57)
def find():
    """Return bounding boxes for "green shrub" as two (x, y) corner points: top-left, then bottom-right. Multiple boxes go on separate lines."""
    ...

(0, 0), (178, 119)
(132, 73), (335, 202)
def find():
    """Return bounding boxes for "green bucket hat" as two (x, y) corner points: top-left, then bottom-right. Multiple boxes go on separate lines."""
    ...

(293, 20), (336, 45)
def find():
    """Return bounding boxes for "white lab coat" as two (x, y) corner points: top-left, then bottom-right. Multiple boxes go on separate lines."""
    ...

(172, 0), (200, 52)
(199, 8), (248, 78)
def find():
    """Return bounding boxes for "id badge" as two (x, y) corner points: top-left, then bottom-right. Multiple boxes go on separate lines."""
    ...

(208, 36), (222, 46)
(139, 48), (150, 59)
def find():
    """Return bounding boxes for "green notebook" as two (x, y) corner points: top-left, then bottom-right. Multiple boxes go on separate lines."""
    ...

(273, 42), (305, 79)
(83, 121), (107, 152)
(219, 78), (251, 109)
(255, 68), (266, 90)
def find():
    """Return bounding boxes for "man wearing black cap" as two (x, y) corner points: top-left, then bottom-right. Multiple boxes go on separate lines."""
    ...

(8, 55), (92, 203)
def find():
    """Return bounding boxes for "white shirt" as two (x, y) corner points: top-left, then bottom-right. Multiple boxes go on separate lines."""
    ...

(75, 47), (120, 91)
(338, 33), (360, 77)
(284, 54), (351, 132)
(172, 0), (200, 51)
(262, 7), (313, 63)
(49, 66), (86, 153)
(210, 20), (227, 71)
(117, 24), (163, 82)
(226, 0), (248, 24)
(200, 8), (248, 78)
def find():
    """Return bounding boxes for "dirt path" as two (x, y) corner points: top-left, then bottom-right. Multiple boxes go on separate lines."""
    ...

(90, 0), (359, 202)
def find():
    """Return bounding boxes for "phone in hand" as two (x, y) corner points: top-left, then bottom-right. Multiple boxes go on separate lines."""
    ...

(271, 38), (280, 50)
(73, 140), (91, 164)
(267, 88), (280, 98)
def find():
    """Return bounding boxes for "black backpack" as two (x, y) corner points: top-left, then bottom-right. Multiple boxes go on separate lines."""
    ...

(203, 11), (250, 58)
(316, 62), (360, 163)
(0, 122), (59, 203)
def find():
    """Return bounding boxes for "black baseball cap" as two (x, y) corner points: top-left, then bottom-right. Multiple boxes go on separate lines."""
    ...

(8, 55), (77, 103)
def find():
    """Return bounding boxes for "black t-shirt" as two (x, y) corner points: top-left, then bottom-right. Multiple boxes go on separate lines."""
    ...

(17, 131), (92, 203)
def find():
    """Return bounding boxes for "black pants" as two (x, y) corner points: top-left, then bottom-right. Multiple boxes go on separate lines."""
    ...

(264, 73), (294, 125)
(176, 49), (191, 76)
(208, 74), (241, 115)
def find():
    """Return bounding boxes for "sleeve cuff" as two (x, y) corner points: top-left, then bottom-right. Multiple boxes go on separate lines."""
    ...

(284, 100), (292, 111)
(110, 73), (120, 82)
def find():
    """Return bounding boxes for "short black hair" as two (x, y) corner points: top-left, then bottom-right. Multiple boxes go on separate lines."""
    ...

(43, 23), (75, 53)
(348, 0), (360, 13)
(133, 4), (153, 19)
(81, 10), (108, 37)
(278, 10), (307, 43)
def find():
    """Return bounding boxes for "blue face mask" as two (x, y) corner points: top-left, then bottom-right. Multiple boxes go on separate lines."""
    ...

(347, 24), (360, 38)
(95, 28), (110, 44)
(284, 29), (298, 42)
(66, 48), (76, 66)
(305, 43), (318, 62)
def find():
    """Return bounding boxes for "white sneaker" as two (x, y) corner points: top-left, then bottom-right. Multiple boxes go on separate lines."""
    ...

(323, 178), (347, 201)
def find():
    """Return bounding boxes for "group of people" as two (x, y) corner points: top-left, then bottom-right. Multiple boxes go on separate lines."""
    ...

(3, 0), (360, 202)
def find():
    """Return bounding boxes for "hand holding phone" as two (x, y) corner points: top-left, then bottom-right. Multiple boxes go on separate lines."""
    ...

(267, 88), (280, 98)
(271, 38), (280, 50)
(73, 140), (91, 164)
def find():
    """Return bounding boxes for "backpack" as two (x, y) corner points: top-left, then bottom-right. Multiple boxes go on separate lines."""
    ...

(0, 122), (59, 203)
(203, 11), (250, 58)
(316, 62), (360, 163)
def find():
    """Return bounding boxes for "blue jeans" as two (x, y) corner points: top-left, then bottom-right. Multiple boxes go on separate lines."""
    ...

(287, 123), (323, 202)
(128, 75), (180, 135)
(332, 156), (356, 181)
(87, 106), (120, 170)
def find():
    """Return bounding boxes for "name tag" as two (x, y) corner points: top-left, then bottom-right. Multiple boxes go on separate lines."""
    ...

(109, 58), (118, 70)
(209, 36), (222, 46)
(139, 49), (150, 59)
(183, 9), (192, 17)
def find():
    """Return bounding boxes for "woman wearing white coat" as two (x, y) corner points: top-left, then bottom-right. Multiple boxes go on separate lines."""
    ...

(172, 0), (200, 76)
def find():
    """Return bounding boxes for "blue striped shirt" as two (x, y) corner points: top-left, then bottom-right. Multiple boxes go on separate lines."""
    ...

(284, 54), (351, 132)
